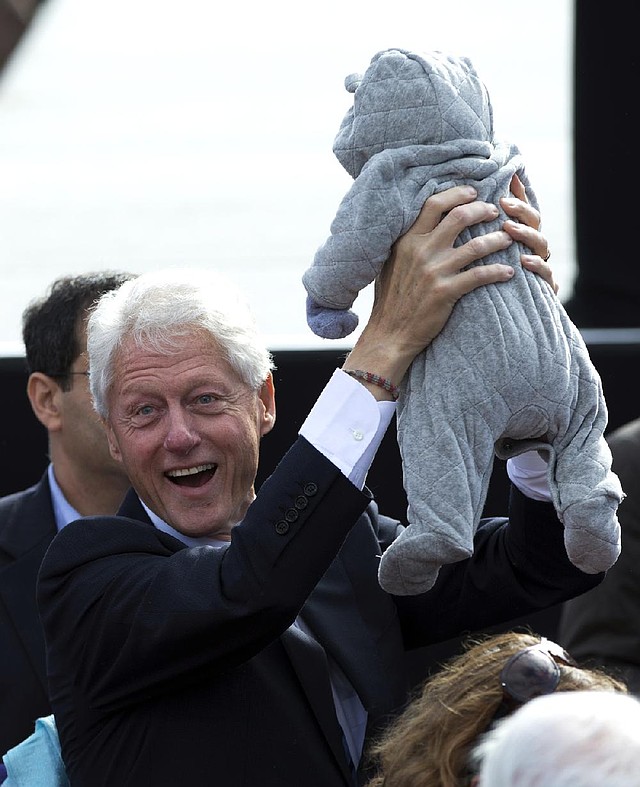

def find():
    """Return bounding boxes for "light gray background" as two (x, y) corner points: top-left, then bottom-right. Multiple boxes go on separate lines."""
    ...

(0, 0), (575, 353)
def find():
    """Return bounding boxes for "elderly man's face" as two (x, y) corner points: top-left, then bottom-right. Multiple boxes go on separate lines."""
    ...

(103, 330), (275, 539)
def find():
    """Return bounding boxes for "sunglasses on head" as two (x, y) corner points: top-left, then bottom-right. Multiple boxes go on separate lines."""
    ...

(501, 637), (577, 701)
(492, 637), (577, 721)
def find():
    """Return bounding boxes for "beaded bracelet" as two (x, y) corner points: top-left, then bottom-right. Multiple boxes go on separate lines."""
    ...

(343, 369), (400, 401)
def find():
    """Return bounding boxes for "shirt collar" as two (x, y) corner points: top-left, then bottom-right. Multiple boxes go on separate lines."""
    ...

(47, 464), (81, 532)
(139, 498), (231, 549)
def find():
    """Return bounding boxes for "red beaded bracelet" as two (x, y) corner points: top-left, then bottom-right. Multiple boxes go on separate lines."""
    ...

(343, 369), (400, 401)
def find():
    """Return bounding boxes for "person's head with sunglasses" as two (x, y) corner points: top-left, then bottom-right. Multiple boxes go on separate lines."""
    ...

(364, 630), (627, 787)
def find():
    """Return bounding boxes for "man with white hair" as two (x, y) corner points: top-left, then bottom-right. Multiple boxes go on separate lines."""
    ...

(473, 690), (640, 786)
(36, 188), (602, 787)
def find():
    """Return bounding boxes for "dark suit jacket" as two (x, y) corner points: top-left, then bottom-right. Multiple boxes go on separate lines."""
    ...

(0, 472), (57, 754)
(38, 438), (602, 787)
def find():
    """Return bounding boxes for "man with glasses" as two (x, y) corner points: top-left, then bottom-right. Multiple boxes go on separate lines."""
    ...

(0, 271), (135, 755)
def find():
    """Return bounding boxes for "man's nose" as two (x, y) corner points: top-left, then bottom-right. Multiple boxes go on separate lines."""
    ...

(163, 408), (201, 454)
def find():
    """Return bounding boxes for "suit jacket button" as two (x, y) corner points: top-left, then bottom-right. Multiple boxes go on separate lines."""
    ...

(275, 520), (289, 535)
(285, 508), (299, 523)
(303, 482), (318, 496)
(294, 495), (308, 510)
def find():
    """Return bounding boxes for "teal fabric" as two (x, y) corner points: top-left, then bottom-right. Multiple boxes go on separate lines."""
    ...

(3, 716), (68, 787)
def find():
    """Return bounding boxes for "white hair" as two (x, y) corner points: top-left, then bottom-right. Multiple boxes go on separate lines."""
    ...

(473, 690), (640, 787)
(87, 268), (274, 417)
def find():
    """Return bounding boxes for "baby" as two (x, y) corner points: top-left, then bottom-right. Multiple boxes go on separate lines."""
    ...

(302, 48), (622, 595)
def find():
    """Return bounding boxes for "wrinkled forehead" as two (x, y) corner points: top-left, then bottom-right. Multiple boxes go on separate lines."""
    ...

(114, 326), (222, 369)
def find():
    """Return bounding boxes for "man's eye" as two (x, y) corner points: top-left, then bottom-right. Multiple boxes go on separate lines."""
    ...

(197, 394), (216, 405)
(137, 405), (155, 416)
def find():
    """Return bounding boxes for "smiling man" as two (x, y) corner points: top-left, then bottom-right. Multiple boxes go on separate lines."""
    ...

(36, 187), (604, 787)
(102, 329), (275, 542)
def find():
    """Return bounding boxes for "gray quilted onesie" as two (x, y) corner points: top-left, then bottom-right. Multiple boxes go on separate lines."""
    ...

(302, 48), (623, 595)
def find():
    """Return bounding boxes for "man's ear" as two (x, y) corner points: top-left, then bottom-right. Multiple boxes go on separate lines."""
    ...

(26, 372), (63, 432)
(104, 420), (123, 462)
(258, 373), (276, 437)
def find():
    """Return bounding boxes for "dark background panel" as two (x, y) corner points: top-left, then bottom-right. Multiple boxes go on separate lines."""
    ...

(2, 337), (638, 684)
(563, 3), (640, 328)
(5, 338), (637, 511)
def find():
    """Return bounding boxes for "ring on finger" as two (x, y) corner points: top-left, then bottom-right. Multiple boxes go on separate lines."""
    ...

(543, 250), (551, 262)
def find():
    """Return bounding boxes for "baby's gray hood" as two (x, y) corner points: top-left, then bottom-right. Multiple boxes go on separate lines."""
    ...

(333, 48), (494, 179)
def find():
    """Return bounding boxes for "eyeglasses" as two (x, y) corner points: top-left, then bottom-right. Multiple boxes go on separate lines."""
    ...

(500, 637), (577, 703)
(47, 371), (91, 392)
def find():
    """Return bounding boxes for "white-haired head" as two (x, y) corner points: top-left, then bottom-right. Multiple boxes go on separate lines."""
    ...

(473, 690), (640, 787)
(87, 268), (274, 418)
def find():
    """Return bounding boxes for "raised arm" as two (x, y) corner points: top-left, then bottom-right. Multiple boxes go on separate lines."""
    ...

(344, 183), (555, 398)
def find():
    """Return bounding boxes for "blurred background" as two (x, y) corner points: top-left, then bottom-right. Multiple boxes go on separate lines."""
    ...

(1, 0), (582, 353)
(1, 0), (639, 490)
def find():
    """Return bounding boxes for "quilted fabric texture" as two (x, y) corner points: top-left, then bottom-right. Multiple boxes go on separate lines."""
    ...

(302, 48), (623, 595)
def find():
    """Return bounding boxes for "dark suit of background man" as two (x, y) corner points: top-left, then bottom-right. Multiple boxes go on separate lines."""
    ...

(0, 271), (134, 755)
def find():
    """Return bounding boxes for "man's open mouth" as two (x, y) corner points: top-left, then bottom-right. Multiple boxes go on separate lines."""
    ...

(165, 463), (217, 488)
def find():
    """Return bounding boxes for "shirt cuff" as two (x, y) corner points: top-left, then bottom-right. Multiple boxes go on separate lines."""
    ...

(506, 450), (552, 502)
(299, 369), (396, 489)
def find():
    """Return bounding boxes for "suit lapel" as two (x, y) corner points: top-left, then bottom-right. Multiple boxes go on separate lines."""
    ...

(281, 624), (354, 785)
(300, 519), (404, 720)
(0, 537), (53, 691)
(117, 489), (152, 522)
(0, 474), (57, 692)
(0, 474), (56, 558)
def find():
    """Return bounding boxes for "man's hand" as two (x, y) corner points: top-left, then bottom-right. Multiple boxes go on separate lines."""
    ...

(502, 174), (558, 294)
(345, 185), (516, 393)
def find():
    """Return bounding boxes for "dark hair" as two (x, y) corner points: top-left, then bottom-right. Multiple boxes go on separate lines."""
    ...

(22, 271), (135, 389)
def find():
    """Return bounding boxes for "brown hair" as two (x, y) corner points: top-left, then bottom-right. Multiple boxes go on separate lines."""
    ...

(365, 630), (627, 787)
